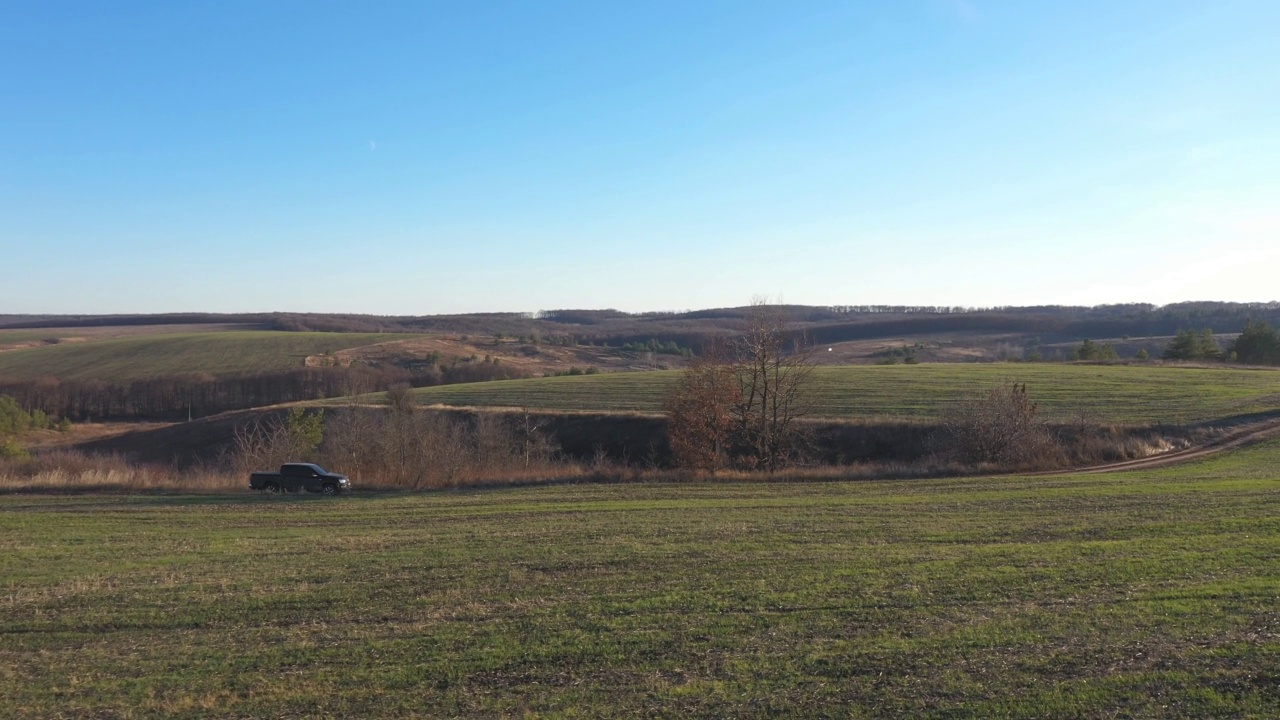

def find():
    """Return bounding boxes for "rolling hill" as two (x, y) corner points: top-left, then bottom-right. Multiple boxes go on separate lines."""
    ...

(398, 364), (1280, 425)
(0, 331), (414, 381)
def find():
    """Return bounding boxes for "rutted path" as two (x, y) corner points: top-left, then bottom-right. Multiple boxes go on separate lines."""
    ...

(1042, 414), (1280, 476)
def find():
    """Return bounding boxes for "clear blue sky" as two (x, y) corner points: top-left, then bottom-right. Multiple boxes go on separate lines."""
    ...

(2, 1), (1277, 315)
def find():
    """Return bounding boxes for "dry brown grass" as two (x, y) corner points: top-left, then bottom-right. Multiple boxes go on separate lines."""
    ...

(0, 451), (240, 493)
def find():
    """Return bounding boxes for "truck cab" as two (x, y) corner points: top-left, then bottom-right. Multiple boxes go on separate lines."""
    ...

(250, 463), (351, 494)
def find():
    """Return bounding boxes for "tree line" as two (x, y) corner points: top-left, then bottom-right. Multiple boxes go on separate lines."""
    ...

(232, 393), (558, 489)
(1062, 320), (1280, 365)
(1167, 321), (1280, 365)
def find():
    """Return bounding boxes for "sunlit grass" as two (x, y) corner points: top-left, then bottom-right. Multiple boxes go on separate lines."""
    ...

(2, 440), (1278, 717)
(400, 363), (1280, 424)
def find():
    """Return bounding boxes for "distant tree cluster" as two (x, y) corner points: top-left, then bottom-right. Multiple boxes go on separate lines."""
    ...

(875, 344), (925, 364)
(549, 366), (600, 377)
(421, 355), (530, 386)
(0, 393), (67, 460)
(621, 338), (692, 357)
(1232, 320), (1280, 365)
(826, 305), (980, 315)
(0, 394), (61, 437)
(1152, 322), (1280, 365)
(1163, 329), (1222, 361)
(1070, 339), (1119, 361)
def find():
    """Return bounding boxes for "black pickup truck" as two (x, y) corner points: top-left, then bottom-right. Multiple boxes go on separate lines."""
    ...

(250, 463), (350, 495)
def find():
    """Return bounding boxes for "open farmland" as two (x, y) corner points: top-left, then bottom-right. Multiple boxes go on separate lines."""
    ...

(0, 331), (414, 381)
(401, 364), (1280, 425)
(0, 324), (260, 352)
(3, 442), (1279, 717)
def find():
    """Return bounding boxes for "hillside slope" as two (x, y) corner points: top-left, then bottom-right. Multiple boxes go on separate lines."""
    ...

(0, 331), (414, 381)
(399, 364), (1280, 425)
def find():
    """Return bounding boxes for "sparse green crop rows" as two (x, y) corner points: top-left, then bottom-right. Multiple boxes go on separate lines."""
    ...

(399, 364), (1280, 425)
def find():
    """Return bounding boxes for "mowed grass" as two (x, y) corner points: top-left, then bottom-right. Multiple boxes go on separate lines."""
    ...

(404, 364), (1280, 424)
(2, 445), (1278, 718)
(0, 331), (413, 381)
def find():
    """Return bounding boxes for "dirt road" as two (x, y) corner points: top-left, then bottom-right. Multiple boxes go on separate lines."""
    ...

(1042, 415), (1280, 476)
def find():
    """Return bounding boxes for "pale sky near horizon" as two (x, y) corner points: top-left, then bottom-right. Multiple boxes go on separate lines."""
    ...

(2, 1), (1277, 315)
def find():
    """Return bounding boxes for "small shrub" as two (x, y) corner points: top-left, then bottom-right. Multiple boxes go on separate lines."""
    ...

(942, 381), (1063, 469)
(0, 438), (30, 461)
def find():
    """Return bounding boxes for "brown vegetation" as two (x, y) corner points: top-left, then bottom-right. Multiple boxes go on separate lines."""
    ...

(665, 303), (815, 472)
(663, 346), (738, 473)
(0, 406), (1244, 494)
(940, 381), (1064, 469)
(224, 391), (563, 490)
(0, 451), (239, 493)
(323, 333), (685, 376)
(0, 366), (412, 422)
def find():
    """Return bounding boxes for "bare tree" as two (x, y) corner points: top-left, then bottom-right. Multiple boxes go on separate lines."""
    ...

(729, 301), (816, 471)
(231, 417), (293, 474)
(664, 301), (815, 472)
(472, 412), (517, 474)
(321, 402), (560, 489)
(385, 384), (416, 415)
(514, 409), (556, 470)
(232, 408), (325, 473)
(321, 407), (382, 485)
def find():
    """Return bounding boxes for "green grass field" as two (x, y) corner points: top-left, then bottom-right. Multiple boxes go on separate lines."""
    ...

(2, 444), (1278, 717)
(0, 329), (88, 344)
(0, 331), (413, 381)
(403, 364), (1280, 425)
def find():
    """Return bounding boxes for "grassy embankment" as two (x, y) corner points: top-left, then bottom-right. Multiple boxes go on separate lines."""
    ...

(0, 331), (413, 381)
(401, 364), (1280, 425)
(3, 441), (1278, 718)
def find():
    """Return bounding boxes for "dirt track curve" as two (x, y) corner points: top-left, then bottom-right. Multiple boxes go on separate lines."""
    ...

(1040, 415), (1280, 476)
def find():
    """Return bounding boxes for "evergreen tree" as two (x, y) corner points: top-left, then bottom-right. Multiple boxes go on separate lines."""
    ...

(1232, 319), (1280, 365)
(1071, 338), (1118, 361)
(1072, 339), (1098, 360)
(1164, 328), (1221, 361)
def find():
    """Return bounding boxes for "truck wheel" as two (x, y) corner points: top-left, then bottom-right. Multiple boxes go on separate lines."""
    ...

(321, 483), (339, 496)
(263, 482), (280, 494)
